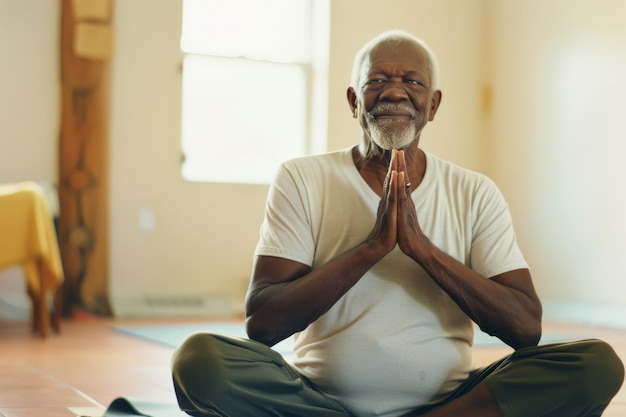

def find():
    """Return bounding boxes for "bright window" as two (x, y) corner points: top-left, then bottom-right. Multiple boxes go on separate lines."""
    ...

(180, 0), (328, 184)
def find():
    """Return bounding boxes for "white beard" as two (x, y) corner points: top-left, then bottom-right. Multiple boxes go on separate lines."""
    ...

(365, 103), (419, 150)
(366, 115), (418, 150)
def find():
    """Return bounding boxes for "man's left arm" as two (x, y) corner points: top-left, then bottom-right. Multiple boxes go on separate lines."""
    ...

(393, 168), (542, 350)
(416, 246), (541, 350)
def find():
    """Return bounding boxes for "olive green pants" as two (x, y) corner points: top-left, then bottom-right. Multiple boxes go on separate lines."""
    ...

(171, 334), (624, 417)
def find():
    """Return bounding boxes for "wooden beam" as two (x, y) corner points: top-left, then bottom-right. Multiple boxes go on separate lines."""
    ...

(59, 0), (112, 315)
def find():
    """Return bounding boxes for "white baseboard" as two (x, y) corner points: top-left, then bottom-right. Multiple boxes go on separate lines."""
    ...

(5, 289), (622, 327)
(110, 293), (244, 319)
(109, 296), (625, 328)
(543, 299), (626, 329)
(0, 267), (31, 320)
(0, 292), (30, 320)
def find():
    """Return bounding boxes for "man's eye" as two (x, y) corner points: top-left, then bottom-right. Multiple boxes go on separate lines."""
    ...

(366, 79), (385, 85)
(406, 79), (424, 86)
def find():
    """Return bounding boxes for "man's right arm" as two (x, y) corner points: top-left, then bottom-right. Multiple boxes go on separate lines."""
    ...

(244, 243), (387, 346)
(246, 163), (402, 347)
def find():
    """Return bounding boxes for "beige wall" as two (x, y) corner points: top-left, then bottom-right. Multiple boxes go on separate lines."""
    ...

(0, 0), (60, 316)
(484, 0), (626, 307)
(107, 0), (487, 316)
(108, 0), (263, 314)
(1, 0), (625, 318)
(327, 0), (488, 173)
(0, 0), (59, 183)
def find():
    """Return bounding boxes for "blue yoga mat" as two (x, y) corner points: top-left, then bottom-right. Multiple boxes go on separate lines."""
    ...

(114, 321), (296, 354)
(101, 397), (187, 417)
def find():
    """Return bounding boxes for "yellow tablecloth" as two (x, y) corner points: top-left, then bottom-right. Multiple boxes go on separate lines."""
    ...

(0, 182), (64, 295)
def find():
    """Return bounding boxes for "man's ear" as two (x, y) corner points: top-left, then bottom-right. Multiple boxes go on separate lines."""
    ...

(347, 87), (358, 115)
(428, 90), (443, 121)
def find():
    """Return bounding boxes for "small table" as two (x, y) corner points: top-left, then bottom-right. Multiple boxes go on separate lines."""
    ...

(0, 182), (64, 337)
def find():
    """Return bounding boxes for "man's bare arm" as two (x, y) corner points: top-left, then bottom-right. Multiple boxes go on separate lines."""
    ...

(245, 245), (384, 347)
(416, 248), (542, 349)
(246, 159), (406, 346)
(393, 154), (542, 349)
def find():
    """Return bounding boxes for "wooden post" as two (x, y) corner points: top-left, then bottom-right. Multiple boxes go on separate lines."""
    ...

(59, 0), (113, 316)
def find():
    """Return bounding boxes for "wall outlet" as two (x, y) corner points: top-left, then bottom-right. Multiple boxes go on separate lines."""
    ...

(138, 207), (156, 233)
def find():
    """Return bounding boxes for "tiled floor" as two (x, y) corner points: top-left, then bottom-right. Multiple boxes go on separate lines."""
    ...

(0, 316), (625, 416)
(0, 315), (176, 417)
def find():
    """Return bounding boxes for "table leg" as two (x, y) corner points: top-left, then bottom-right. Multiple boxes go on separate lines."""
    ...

(52, 286), (62, 333)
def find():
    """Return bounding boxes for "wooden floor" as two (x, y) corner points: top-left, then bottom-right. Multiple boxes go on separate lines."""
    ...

(0, 316), (625, 417)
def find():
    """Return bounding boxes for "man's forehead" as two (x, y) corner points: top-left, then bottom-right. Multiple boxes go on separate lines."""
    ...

(367, 41), (428, 66)
(362, 42), (429, 76)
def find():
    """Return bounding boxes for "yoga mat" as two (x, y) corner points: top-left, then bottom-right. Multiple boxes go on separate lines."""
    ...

(102, 398), (187, 417)
(71, 397), (188, 417)
(114, 321), (296, 354)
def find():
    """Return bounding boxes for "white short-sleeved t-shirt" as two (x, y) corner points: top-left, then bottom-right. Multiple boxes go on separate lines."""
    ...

(254, 148), (527, 417)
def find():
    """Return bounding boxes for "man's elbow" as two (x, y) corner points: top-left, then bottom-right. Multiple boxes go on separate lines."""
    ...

(245, 315), (282, 347)
(517, 325), (542, 349)
(511, 316), (543, 349)
(514, 298), (543, 348)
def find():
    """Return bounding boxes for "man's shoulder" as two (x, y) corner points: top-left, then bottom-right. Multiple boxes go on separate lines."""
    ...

(426, 152), (493, 184)
(281, 148), (351, 171)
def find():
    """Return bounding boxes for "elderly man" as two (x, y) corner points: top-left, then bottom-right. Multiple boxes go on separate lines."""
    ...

(172, 30), (624, 417)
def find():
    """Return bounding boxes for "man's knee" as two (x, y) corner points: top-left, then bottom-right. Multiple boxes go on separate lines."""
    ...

(575, 339), (624, 403)
(171, 332), (226, 395)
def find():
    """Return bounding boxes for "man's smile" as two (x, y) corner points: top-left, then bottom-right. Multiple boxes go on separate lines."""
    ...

(369, 103), (417, 120)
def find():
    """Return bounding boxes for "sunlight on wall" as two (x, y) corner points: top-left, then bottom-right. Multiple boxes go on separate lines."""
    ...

(534, 35), (626, 301)
(486, 0), (626, 307)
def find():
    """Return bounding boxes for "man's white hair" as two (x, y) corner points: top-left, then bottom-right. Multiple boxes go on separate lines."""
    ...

(350, 30), (440, 92)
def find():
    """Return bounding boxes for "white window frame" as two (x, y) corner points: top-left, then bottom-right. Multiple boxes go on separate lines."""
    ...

(179, 0), (329, 185)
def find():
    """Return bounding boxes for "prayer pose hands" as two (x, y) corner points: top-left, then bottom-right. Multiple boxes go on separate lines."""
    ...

(367, 149), (430, 262)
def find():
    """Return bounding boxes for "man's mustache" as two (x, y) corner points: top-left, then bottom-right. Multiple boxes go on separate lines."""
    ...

(368, 103), (417, 118)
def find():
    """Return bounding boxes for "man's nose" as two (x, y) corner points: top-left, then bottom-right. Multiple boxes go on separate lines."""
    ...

(378, 80), (409, 101)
